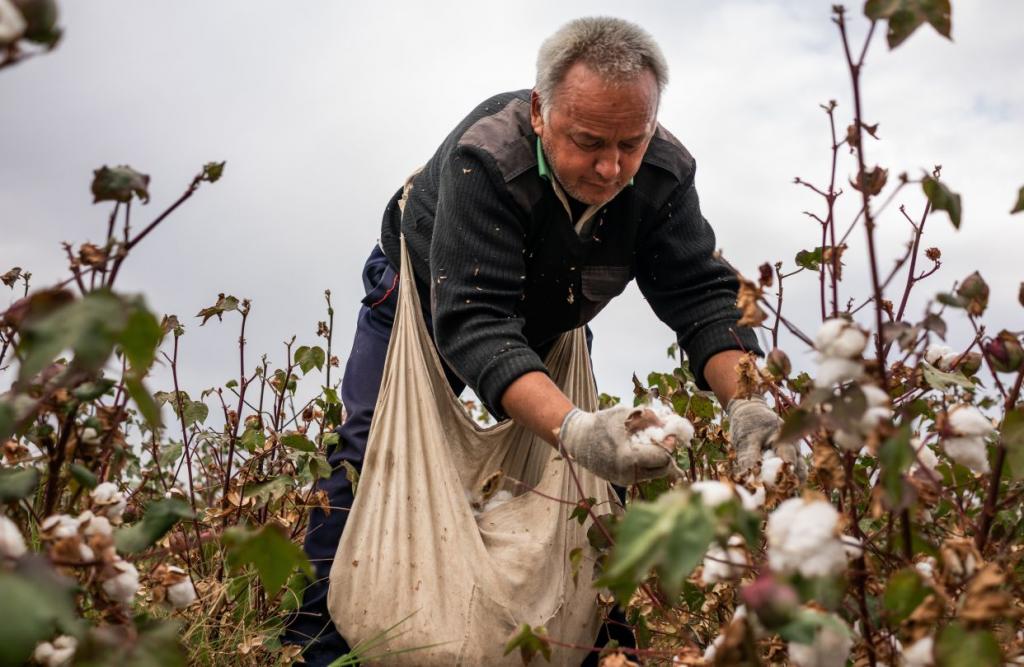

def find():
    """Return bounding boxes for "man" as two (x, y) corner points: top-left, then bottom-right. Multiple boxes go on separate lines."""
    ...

(284, 16), (783, 666)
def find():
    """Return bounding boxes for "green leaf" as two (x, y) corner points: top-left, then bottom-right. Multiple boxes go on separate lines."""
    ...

(243, 476), (293, 508)
(883, 568), (932, 622)
(322, 385), (341, 405)
(569, 547), (584, 586)
(1011, 186), (1024, 214)
(158, 441), (183, 468)
(321, 431), (340, 448)
(688, 393), (716, 421)
(308, 454), (332, 480)
(503, 624), (552, 663)
(0, 401), (14, 441)
(181, 400), (208, 427)
(91, 165), (150, 204)
(294, 346), (326, 375)
(776, 408), (820, 444)
(923, 176), (962, 229)
(223, 524), (313, 597)
(202, 161), (226, 183)
(240, 427), (265, 453)
(114, 498), (194, 554)
(120, 299), (163, 374)
(196, 294), (240, 326)
(281, 432), (316, 453)
(72, 378), (116, 401)
(864, 0), (902, 19)
(341, 460), (360, 494)
(569, 498), (596, 526)
(879, 425), (913, 509)
(125, 376), (162, 429)
(69, 463), (98, 489)
(0, 466), (40, 502)
(886, 8), (925, 48)
(921, 362), (974, 391)
(935, 622), (1001, 666)
(1003, 408), (1024, 480)
(596, 490), (715, 602)
(795, 247), (824, 271)
(918, 0), (952, 39)
(0, 563), (80, 666)
(17, 290), (124, 383)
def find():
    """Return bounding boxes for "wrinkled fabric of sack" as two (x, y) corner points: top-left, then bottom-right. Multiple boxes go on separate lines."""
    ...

(327, 235), (618, 665)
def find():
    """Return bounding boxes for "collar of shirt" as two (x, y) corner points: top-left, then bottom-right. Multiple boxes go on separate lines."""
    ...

(536, 137), (632, 236)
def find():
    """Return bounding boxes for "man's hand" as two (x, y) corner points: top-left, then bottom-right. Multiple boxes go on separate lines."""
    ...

(559, 405), (682, 486)
(726, 396), (805, 480)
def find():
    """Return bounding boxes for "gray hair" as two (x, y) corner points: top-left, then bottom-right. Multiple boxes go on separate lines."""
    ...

(535, 17), (668, 118)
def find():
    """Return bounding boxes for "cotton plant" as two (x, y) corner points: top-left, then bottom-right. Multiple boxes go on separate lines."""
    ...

(813, 318), (868, 388)
(766, 497), (848, 579)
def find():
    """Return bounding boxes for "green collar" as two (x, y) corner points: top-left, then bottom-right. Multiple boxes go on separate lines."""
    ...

(535, 137), (634, 186)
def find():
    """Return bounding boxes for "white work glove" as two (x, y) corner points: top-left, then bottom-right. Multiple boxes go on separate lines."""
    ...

(559, 405), (682, 486)
(726, 395), (806, 481)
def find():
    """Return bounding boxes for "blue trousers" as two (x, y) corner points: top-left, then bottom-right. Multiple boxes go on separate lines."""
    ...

(283, 246), (624, 667)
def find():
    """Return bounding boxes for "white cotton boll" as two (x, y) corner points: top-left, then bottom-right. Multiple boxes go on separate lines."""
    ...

(81, 513), (113, 538)
(91, 482), (127, 522)
(737, 484), (765, 510)
(834, 429), (863, 452)
(767, 499), (846, 578)
(948, 406), (995, 437)
(690, 481), (735, 508)
(840, 535), (864, 560)
(702, 535), (747, 584)
(40, 514), (80, 539)
(941, 436), (990, 474)
(901, 635), (934, 667)
(80, 427), (103, 445)
(78, 543), (95, 562)
(480, 490), (514, 513)
(167, 577), (198, 608)
(815, 357), (862, 388)
(702, 606), (748, 663)
(815, 319), (868, 359)
(33, 635), (77, 667)
(629, 409), (694, 449)
(911, 439), (939, 473)
(102, 559), (140, 604)
(0, 515), (27, 559)
(788, 616), (853, 667)
(761, 451), (784, 487)
(923, 344), (960, 372)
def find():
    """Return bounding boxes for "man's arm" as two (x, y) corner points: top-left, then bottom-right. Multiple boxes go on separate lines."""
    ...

(702, 349), (747, 407)
(500, 371), (573, 447)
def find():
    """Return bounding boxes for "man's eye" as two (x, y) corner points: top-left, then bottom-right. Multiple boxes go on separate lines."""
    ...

(574, 138), (601, 150)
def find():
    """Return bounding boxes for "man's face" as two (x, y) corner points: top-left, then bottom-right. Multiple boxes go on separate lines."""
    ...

(531, 62), (658, 206)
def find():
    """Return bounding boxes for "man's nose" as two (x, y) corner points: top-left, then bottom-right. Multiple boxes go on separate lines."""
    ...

(594, 150), (621, 182)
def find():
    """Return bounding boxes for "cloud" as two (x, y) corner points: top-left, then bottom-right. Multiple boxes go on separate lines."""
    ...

(1, 0), (1021, 407)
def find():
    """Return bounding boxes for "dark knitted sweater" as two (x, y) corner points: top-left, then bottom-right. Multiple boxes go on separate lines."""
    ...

(379, 90), (760, 419)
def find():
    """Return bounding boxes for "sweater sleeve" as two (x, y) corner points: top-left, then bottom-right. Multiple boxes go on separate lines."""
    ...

(429, 145), (548, 419)
(635, 169), (763, 389)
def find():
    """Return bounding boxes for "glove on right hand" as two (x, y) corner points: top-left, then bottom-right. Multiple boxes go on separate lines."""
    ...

(559, 405), (682, 486)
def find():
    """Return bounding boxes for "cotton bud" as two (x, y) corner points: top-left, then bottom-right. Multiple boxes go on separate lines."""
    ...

(955, 271), (989, 316)
(766, 498), (847, 578)
(983, 330), (1024, 374)
(32, 635), (77, 667)
(815, 319), (868, 359)
(40, 514), (80, 540)
(90, 482), (126, 523)
(741, 574), (799, 629)
(102, 559), (140, 604)
(0, 515), (27, 559)
(766, 348), (791, 378)
(79, 426), (103, 445)
(956, 351), (983, 376)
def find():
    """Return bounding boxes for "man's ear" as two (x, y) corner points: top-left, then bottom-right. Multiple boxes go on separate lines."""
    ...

(530, 89), (544, 137)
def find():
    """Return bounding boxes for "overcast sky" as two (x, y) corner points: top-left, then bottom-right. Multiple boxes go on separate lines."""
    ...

(2, 1), (1022, 415)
